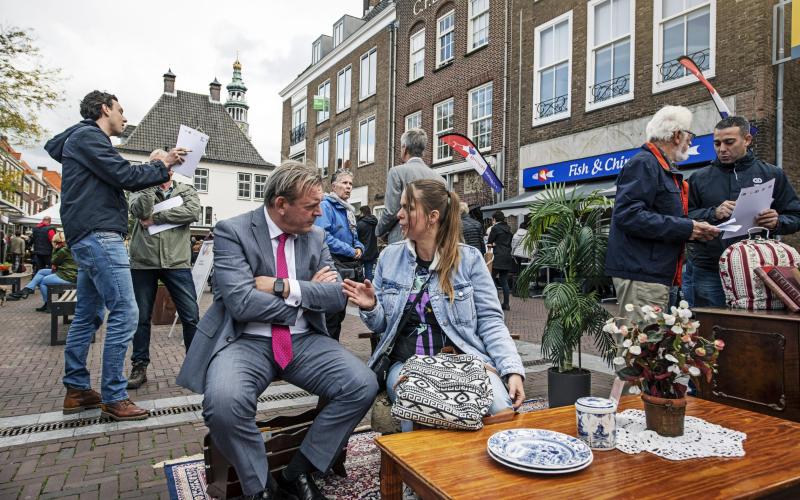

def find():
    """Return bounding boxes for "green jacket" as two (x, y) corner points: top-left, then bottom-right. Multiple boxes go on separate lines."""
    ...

(128, 181), (200, 269)
(52, 246), (77, 283)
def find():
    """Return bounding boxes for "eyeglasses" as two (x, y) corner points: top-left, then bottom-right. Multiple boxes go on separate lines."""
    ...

(681, 130), (696, 140)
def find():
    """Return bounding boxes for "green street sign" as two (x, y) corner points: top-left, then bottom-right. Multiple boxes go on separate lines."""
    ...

(313, 95), (329, 111)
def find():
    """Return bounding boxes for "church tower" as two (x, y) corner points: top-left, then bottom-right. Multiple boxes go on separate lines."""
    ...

(225, 58), (250, 137)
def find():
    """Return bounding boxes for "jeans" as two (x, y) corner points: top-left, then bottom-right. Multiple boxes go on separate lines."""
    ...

(493, 269), (510, 305)
(385, 360), (513, 433)
(691, 263), (727, 307)
(130, 268), (198, 365)
(63, 231), (137, 404)
(26, 268), (72, 304)
(362, 260), (376, 282)
(681, 261), (696, 307)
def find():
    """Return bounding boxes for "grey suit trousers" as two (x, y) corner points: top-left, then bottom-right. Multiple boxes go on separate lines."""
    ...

(202, 332), (378, 495)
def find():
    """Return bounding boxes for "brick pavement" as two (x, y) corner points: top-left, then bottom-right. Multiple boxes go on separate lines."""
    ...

(0, 282), (615, 498)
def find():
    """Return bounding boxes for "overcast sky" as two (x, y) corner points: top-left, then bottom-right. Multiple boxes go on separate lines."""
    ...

(3, 0), (365, 171)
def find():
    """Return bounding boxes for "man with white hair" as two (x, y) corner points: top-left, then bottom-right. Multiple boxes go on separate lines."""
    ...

(606, 105), (719, 319)
(376, 128), (445, 243)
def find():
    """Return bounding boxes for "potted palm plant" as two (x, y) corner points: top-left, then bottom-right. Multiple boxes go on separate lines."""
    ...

(516, 184), (616, 407)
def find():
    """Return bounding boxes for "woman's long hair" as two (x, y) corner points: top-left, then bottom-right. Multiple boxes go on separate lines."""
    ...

(405, 180), (462, 302)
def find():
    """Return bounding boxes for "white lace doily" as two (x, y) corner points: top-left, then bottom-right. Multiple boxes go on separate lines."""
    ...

(615, 409), (747, 460)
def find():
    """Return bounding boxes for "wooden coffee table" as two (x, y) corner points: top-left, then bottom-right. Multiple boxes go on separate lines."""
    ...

(376, 396), (800, 499)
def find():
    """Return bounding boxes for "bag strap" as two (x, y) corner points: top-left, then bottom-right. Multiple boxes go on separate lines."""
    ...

(382, 272), (433, 355)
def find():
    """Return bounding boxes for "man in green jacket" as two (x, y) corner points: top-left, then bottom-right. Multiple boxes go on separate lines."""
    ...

(128, 149), (201, 389)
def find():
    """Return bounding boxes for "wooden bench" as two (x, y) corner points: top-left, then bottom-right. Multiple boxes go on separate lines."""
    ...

(0, 272), (31, 294)
(203, 405), (347, 499)
(48, 284), (94, 346)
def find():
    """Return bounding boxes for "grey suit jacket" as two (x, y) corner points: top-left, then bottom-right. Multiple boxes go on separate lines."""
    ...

(375, 157), (446, 244)
(176, 208), (347, 394)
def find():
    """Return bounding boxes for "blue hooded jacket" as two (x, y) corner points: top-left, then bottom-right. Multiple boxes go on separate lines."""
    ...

(45, 120), (170, 246)
(314, 194), (364, 259)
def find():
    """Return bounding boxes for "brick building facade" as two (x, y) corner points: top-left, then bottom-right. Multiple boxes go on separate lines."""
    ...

(280, 1), (396, 214)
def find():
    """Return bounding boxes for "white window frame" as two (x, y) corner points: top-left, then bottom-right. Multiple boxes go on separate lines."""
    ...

(436, 9), (455, 67)
(336, 127), (351, 167)
(317, 80), (330, 123)
(237, 172), (252, 200)
(433, 97), (454, 164)
(336, 65), (352, 112)
(317, 138), (330, 177)
(254, 174), (268, 201)
(468, 0), (490, 52)
(652, 0), (716, 94)
(532, 11), (573, 127)
(204, 206), (214, 226)
(312, 40), (321, 64)
(586, 0), (635, 112)
(333, 21), (344, 47)
(359, 47), (377, 100)
(358, 115), (376, 167)
(409, 29), (426, 82)
(468, 82), (493, 152)
(193, 168), (209, 193)
(405, 111), (422, 131)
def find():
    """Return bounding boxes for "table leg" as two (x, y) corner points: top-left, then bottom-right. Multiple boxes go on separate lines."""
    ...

(379, 450), (402, 500)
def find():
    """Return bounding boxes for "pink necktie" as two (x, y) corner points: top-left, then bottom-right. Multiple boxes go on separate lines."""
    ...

(272, 233), (293, 369)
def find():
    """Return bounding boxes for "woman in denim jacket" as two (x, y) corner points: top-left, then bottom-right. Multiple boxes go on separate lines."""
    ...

(343, 180), (525, 428)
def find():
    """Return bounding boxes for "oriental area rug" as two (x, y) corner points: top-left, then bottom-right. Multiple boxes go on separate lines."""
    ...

(164, 397), (548, 500)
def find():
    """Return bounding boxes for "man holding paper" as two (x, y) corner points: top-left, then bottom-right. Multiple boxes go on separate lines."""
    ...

(127, 149), (201, 389)
(687, 116), (800, 307)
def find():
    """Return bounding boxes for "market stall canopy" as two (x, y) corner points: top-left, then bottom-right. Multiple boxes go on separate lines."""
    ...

(12, 203), (61, 225)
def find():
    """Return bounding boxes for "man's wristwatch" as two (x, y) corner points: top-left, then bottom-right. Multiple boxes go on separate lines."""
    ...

(273, 278), (285, 298)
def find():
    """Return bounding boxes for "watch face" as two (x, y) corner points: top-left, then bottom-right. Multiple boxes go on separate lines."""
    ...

(274, 279), (284, 295)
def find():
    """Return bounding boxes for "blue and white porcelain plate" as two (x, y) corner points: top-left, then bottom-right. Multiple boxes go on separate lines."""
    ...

(487, 428), (593, 470)
(487, 446), (594, 475)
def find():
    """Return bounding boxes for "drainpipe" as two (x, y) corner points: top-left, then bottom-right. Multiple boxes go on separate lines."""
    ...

(387, 19), (398, 177)
(775, 2), (785, 168)
(516, 8), (523, 194)
(499, 0), (510, 204)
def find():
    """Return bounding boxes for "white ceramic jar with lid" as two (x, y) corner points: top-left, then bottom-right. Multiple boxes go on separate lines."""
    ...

(575, 396), (617, 450)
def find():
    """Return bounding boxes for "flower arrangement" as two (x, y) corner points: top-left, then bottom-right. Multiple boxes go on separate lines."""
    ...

(606, 301), (724, 399)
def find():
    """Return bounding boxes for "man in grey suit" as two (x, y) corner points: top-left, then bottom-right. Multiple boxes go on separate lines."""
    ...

(376, 128), (446, 243)
(176, 162), (378, 500)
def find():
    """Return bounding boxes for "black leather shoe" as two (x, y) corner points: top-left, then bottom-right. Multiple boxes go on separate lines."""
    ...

(277, 472), (328, 500)
(239, 480), (296, 500)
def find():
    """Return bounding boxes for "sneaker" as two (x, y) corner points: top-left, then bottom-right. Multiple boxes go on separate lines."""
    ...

(63, 387), (101, 414)
(101, 399), (149, 421)
(126, 362), (148, 389)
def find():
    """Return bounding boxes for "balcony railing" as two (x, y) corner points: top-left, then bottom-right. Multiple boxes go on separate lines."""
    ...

(290, 122), (307, 146)
(657, 48), (710, 83)
(589, 74), (630, 104)
(535, 95), (569, 119)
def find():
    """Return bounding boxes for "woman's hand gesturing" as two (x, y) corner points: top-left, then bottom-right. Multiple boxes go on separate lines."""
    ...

(342, 278), (377, 310)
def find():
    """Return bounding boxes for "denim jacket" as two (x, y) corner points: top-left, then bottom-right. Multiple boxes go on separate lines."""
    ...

(362, 241), (524, 379)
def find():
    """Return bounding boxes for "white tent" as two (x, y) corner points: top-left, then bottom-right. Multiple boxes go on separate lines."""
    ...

(12, 203), (61, 226)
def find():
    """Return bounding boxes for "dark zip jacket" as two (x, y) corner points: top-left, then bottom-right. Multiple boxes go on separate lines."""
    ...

(605, 145), (694, 286)
(687, 151), (800, 270)
(45, 120), (170, 246)
(356, 214), (379, 261)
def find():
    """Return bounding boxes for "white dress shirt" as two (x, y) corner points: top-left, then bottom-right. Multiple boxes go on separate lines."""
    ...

(243, 208), (309, 337)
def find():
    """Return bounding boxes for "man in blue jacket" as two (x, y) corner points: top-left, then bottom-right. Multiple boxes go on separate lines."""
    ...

(314, 169), (363, 340)
(606, 105), (719, 320)
(45, 90), (187, 421)
(686, 116), (800, 307)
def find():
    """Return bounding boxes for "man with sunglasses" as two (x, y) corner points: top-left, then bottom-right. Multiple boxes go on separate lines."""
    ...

(685, 115), (800, 307)
(606, 105), (719, 322)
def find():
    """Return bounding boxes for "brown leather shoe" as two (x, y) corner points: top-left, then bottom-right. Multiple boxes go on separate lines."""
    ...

(101, 399), (150, 421)
(63, 387), (101, 414)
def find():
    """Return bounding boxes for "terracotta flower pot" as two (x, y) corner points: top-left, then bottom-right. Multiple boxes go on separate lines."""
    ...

(641, 393), (687, 437)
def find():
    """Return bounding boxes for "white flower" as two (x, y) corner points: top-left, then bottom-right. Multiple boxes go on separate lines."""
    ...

(628, 386), (641, 395)
(675, 375), (690, 387)
(613, 356), (626, 365)
(663, 314), (676, 326)
(670, 306), (678, 315)
(640, 305), (652, 315)
(622, 339), (632, 348)
(629, 345), (642, 355)
(606, 317), (615, 325)
(602, 323), (614, 333)
(668, 364), (681, 374)
(688, 366), (701, 377)
(679, 309), (692, 319)
(679, 300), (689, 309)
(665, 354), (678, 363)
(620, 325), (629, 336)
(625, 303), (635, 312)
(671, 325), (684, 334)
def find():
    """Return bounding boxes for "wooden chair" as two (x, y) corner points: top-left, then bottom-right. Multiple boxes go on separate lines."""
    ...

(203, 405), (346, 499)
(47, 284), (95, 346)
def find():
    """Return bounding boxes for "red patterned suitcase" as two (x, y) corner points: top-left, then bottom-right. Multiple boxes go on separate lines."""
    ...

(719, 229), (800, 309)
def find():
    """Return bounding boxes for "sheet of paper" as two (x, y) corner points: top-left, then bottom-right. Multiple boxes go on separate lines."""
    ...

(722, 179), (775, 239)
(609, 377), (625, 403)
(715, 218), (742, 233)
(147, 196), (184, 236)
(172, 125), (209, 178)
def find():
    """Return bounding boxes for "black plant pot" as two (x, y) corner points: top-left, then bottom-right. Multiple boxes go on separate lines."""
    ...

(547, 367), (591, 408)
